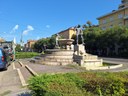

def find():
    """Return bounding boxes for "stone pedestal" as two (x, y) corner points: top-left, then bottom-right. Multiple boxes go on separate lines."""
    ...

(55, 45), (60, 49)
(73, 44), (103, 69)
(74, 44), (86, 55)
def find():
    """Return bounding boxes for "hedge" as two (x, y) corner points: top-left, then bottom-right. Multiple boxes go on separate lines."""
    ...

(28, 72), (128, 96)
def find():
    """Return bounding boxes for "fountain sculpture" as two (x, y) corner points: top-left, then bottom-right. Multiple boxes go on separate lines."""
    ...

(73, 26), (103, 69)
(31, 26), (103, 70)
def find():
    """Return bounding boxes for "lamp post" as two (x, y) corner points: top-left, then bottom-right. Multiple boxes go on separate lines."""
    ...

(13, 37), (16, 60)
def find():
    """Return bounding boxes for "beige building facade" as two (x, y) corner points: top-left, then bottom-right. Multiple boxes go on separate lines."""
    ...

(97, 0), (128, 30)
(58, 27), (76, 39)
(0, 37), (5, 42)
(24, 40), (37, 51)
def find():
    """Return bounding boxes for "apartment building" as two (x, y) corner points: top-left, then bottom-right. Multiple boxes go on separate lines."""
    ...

(58, 27), (76, 39)
(24, 40), (37, 51)
(97, 0), (128, 30)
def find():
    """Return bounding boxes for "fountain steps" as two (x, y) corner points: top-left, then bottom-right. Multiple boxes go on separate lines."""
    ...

(41, 61), (73, 65)
(30, 57), (73, 65)
(30, 50), (74, 65)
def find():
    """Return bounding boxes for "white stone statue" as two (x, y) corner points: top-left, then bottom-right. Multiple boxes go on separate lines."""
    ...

(75, 26), (84, 45)
(56, 34), (59, 46)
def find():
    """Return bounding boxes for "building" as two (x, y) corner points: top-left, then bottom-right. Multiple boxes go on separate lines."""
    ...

(24, 40), (37, 51)
(0, 37), (5, 42)
(97, 0), (128, 30)
(58, 27), (76, 39)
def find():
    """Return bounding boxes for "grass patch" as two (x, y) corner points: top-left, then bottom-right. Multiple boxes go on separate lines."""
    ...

(103, 63), (118, 66)
(16, 52), (40, 59)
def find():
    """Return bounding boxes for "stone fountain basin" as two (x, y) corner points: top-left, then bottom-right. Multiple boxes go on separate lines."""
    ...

(45, 49), (74, 55)
(58, 39), (74, 45)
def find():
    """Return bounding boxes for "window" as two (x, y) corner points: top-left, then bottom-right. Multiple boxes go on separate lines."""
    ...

(118, 14), (123, 18)
(110, 17), (114, 21)
(0, 50), (2, 56)
(119, 22), (123, 26)
(109, 25), (113, 28)
(102, 26), (106, 30)
(102, 19), (106, 24)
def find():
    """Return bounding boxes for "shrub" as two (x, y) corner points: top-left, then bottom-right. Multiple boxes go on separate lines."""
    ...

(78, 72), (126, 96)
(28, 73), (85, 96)
(28, 72), (128, 96)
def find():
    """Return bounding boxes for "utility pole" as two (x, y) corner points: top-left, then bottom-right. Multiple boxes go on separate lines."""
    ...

(13, 37), (16, 60)
(20, 32), (24, 51)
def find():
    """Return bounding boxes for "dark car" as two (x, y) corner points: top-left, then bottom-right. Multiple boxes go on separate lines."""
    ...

(0, 48), (10, 70)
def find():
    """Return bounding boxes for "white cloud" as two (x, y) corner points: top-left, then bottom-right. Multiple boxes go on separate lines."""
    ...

(46, 25), (50, 28)
(23, 25), (34, 35)
(10, 24), (19, 33)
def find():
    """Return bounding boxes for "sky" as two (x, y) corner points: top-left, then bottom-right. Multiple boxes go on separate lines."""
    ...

(0, 0), (121, 44)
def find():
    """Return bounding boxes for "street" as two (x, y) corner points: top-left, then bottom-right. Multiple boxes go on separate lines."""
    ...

(0, 61), (30, 96)
(100, 57), (128, 72)
(0, 57), (128, 95)
(0, 59), (85, 96)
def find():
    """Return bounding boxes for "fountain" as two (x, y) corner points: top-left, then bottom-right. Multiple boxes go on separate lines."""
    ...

(32, 34), (75, 65)
(73, 26), (103, 69)
(31, 27), (103, 70)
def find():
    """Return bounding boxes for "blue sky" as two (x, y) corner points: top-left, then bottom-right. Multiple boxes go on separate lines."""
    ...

(0, 0), (121, 43)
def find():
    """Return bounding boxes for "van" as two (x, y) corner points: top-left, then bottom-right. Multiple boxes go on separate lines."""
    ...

(0, 48), (10, 70)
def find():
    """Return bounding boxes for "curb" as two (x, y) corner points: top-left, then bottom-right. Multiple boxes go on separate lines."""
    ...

(18, 61), (24, 67)
(12, 62), (16, 70)
(25, 65), (39, 76)
(17, 68), (28, 86)
(86, 64), (123, 70)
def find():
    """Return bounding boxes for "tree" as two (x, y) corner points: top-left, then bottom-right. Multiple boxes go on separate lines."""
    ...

(33, 35), (56, 52)
(15, 44), (22, 52)
(86, 21), (92, 27)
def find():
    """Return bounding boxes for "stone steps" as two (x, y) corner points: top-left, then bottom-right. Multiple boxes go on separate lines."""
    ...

(43, 55), (73, 59)
(40, 61), (73, 65)
(42, 58), (73, 62)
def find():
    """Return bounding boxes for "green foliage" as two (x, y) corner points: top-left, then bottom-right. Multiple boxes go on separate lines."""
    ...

(28, 73), (85, 96)
(15, 44), (22, 52)
(34, 35), (56, 52)
(16, 52), (39, 59)
(78, 72), (127, 96)
(82, 25), (128, 57)
(28, 72), (128, 96)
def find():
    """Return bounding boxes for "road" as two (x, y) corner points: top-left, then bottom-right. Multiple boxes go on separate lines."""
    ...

(0, 59), (85, 96)
(100, 57), (128, 72)
(0, 61), (31, 96)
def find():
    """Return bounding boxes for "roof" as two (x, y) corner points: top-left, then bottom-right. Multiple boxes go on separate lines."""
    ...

(58, 27), (75, 34)
(27, 40), (37, 43)
(97, 6), (128, 20)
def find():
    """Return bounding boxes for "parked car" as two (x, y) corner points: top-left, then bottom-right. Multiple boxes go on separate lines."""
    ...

(3, 46), (14, 61)
(0, 48), (10, 70)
